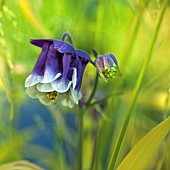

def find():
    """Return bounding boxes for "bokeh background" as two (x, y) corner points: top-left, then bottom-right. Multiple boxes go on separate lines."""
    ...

(0, 0), (170, 169)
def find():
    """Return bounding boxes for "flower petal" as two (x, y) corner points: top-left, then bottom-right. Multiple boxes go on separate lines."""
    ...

(70, 57), (88, 92)
(39, 95), (55, 105)
(103, 55), (115, 68)
(66, 67), (77, 90)
(52, 40), (76, 54)
(25, 43), (50, 87)
(26, 86), (43, 99)
(31, 42), (50, 76)
(52, 79), (72, 93)
(70, 88), (82, 104)
(26, 86), (56, 105)
(105, 54), (118, 66)
(61, 98), (74, 108)
(76, 50), (93, 64)
(40, 44), (62, 83)
(95, 56), (104, 73)
(30, 39), (76, 54)
(71, 67), (77, 90)
(37, 83), (54, 92)
(25, 74), (43, 87)
(51, 54), (72, 93)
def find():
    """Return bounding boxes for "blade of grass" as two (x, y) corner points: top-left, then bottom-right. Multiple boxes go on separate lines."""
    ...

(163, 88), (170, 119)
(77, 110), (83, 170)
(108, 0), (169, 169)
(18, 0), (51, 36)
(0, 54), (14, 120)
(89, 123), (99, 170)
(0, 4), (14, 120)
(93, 124), (102, 170)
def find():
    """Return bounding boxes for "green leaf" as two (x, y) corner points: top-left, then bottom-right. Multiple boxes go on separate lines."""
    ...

(117, 116), (170, 170)
(0, 160), (44, 170)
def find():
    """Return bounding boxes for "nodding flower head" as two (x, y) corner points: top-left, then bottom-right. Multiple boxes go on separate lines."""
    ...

(25, 39), (93, 107)
(95, 54), (122, 81)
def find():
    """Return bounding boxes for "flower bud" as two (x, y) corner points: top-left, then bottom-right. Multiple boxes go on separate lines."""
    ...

(95, 54), (121, 81)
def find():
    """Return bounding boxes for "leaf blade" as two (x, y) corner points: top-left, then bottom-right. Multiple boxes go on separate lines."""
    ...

(117, 116), (170, 170)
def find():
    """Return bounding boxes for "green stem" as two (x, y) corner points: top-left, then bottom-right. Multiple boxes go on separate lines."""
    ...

(91, 48), (98, 59)
(77, 67), (99, 169)
(108, 1), (168, 169)
(89, 124), (99, 170)
(94, 128), (101, 170)
(77, 110), (83, 170)
(86, 72), (99, 106)
(61, 33), (73, 45)
(163, 88), (170, 119)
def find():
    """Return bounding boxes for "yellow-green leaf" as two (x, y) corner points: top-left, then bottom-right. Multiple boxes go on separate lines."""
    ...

(117, 116), (170, 170)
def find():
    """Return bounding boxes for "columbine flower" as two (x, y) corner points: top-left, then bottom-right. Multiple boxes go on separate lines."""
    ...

(95, 54), (121, 81)
(25, 39), (92, 107)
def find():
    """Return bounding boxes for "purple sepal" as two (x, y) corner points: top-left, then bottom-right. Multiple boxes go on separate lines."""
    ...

(30, 39), (76, 54)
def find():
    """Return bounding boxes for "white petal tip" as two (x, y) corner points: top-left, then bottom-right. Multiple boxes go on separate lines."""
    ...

(52, 79), (72, 93)
(25, 74), (43, 87)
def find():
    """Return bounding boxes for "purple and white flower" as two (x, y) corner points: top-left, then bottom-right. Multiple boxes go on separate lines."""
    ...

(25, 39), (93, 107)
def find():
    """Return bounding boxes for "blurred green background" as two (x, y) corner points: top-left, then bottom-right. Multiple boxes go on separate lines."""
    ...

(0, 0), (170, 169)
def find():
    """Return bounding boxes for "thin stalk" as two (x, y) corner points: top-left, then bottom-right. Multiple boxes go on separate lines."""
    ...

(108, 0), (168, 169)
(90, 124), (99, 170)
(61, 33), (73, 45)
(163, 88), (170, 119)
(94, 128), (101, 170)
(77, 70), (99, 169)
(77, 110), (83, 170)
(86, 72), (99, 106)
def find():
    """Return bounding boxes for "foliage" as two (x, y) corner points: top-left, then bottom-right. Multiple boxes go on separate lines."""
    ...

(0, 0), (170, 170)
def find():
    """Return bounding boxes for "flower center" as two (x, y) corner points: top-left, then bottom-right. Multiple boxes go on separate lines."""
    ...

(47, 91), (58, 101)
(103, 67), (118, 78)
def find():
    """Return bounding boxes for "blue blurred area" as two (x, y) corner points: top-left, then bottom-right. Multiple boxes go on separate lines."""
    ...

(13, 99), (77, 170)
(15, 100), (56, 169)
(18, 100), (56, 150)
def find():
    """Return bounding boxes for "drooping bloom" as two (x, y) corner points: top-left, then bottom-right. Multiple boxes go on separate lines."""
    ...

(95, 54), (121, 81)
(25, 39), (93, 107)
